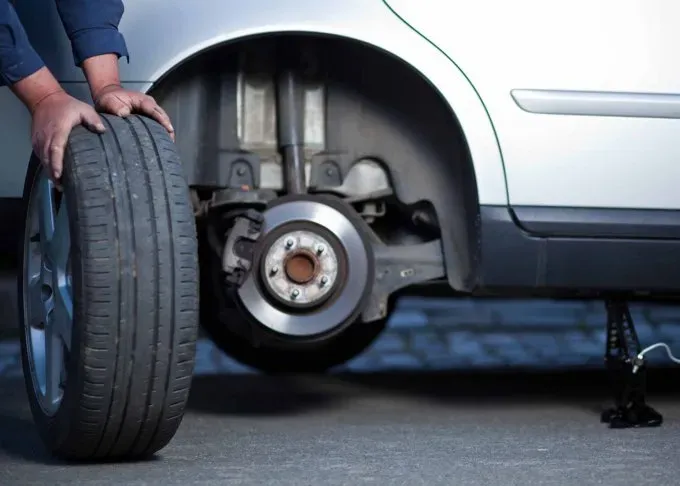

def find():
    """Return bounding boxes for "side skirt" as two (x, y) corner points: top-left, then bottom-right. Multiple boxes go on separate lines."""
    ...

(478, 205), (680, 296)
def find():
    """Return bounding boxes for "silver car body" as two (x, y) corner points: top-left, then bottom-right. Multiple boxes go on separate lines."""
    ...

(4, 0), (680, 295)
(6, 0), (677, 209)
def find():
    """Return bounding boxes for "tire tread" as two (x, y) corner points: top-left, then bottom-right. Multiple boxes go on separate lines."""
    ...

(22, 114), (199, 460)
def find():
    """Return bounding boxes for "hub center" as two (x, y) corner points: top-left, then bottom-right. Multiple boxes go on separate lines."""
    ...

(284, 250), (318, 284)
(261, 229), (341, 308)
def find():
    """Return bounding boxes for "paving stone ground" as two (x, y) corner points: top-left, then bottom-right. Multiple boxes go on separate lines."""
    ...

(2, 271), (680, 376)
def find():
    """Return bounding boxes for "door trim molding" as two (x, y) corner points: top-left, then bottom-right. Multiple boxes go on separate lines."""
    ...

(511, 89), (680, 119)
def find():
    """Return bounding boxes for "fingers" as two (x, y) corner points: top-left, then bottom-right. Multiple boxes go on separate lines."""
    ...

(81, 109), (106, 133)
(34, 131), (51, 176)
(139, 97), (175, 139)
(47, 123), (73, 181)
(48, 107), (101, 180)
(98, 89), (176, 140)
(31, 93), (107, 184)
(33, 128), (59, 183)
(101, 92), (131, 117)
(34, 119), (81, 182)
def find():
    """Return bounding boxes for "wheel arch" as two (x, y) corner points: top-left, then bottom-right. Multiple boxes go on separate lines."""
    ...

(132, 18), (507, 203)
(136, 23), (506, 290)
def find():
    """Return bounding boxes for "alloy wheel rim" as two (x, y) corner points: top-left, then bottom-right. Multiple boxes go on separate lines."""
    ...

(22, 169), (74, 416)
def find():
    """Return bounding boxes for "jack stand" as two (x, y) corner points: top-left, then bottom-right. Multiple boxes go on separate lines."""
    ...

(601, 300), (663, 428)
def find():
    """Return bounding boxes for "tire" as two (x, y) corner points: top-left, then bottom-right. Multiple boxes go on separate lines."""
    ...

(198, 233), (389, 374)
(18, 114), (199, 461)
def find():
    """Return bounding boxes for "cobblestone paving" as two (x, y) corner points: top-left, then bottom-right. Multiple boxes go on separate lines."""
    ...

(2, 295), (680, 377)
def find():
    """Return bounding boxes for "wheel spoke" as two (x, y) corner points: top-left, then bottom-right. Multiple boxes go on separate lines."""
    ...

(44, 318), (64, 406)
(37, 176), (55, 259)
(50, 200), (70, 273)
(53, 284), (73, 351)
(27, 276), (48, 329)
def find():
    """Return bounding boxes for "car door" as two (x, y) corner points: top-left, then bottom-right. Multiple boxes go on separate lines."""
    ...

(385, 0), (680, 212)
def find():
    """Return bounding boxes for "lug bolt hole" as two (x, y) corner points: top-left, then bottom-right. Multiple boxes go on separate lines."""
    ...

(41, 284), (53, 302)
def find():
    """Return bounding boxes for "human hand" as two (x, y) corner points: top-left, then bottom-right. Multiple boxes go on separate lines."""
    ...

(93, 85), (174, 139)
(31, 90), (106, 182)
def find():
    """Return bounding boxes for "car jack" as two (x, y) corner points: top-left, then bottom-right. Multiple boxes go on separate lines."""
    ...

(600, 300), (663, 428)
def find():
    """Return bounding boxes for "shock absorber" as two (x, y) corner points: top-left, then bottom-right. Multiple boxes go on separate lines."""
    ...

(275, 45), (307, 195)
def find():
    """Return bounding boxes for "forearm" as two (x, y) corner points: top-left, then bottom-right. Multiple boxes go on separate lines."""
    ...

(11, 67), (65, 114)
(55, 0), (128, 100)
(82, 54), (121, 100)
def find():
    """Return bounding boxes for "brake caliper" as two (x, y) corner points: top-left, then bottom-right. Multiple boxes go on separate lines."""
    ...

(222, 209), (265, 287)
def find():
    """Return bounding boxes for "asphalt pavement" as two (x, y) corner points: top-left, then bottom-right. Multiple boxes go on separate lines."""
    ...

(2, 271), (680, 485)
(2, 369), (680, 485)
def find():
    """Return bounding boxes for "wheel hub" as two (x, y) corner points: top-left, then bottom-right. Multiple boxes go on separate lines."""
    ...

(230, 196), (374, 339)
(262, 230), (339, 307)
(284, 250), (316, 284)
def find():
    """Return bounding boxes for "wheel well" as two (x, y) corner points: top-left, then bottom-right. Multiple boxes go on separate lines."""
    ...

(149, 34), (480, 291)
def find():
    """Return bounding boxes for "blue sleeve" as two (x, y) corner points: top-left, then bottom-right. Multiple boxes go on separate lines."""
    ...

(0, 0), (46, 86)
(55, 0), (129, 66)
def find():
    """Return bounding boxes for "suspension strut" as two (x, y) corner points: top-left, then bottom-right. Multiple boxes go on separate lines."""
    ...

(275, 44), (307, 195)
